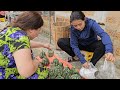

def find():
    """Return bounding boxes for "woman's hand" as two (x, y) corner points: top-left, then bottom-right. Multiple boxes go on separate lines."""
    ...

(105, 53), (115, 62)
(35, 56), (42, 63)
(82, 62), (89, 68)
(44, 44), (52, 50)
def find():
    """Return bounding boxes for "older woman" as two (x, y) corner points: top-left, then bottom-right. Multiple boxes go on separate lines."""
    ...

(0, 11), (50, 79)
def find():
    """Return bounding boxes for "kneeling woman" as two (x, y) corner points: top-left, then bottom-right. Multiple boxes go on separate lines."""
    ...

(0, 11), (50, 79)
(57, 11), (115, 68)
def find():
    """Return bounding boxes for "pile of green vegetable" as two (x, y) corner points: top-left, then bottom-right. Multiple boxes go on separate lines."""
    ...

(39, 50), (81, 79)
(39, 50), (50, 66)
(48, 58), (81, 79)
(39, 50), (54, 66)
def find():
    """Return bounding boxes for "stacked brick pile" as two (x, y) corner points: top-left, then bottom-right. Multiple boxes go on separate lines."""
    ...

(52, 16), (70, 49)
(40, 15), (70, 50)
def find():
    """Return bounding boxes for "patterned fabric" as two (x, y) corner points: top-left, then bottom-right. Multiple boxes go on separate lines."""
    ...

(0, 27), (48, 79)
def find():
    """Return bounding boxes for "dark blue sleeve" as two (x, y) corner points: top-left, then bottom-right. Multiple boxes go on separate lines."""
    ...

(70, 27), (87, 64)
(91, 21), (113, 53)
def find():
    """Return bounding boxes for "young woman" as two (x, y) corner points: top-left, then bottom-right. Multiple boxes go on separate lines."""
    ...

(0, 11), (50, 79)
(57, 11), (115, 68)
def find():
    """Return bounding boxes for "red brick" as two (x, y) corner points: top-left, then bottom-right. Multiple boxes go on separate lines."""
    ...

(51, 25), (70, 49)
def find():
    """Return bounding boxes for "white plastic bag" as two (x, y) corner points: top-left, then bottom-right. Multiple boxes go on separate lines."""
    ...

(96, 59), (117, 79)
(79, 62), (98, 79)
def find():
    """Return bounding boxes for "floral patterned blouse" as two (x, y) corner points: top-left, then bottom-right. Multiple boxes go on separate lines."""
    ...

(0, 27), (48, 79)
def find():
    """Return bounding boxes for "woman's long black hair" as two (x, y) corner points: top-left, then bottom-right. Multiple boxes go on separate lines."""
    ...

(70, 11), (85, 23)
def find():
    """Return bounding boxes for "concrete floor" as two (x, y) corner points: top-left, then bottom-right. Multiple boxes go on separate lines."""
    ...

(32, 33), (120, 79)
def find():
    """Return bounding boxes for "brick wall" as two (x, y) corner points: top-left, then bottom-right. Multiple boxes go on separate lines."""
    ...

(52, 16), (70, 49)
(105, 11), (120, 58)
(40, 14), (70, 50)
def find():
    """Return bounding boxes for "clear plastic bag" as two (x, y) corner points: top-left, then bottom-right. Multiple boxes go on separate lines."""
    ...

(96, 59), (118, 79)
(79, 62), (98, 79)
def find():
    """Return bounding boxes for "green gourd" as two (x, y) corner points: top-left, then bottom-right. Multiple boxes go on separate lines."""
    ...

(48, 49), (54, 57)
(41, 57), (49, 66)
(39, 50), (46, 59)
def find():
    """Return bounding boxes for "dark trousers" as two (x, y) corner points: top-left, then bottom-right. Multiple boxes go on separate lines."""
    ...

(57, 38), (105, 66)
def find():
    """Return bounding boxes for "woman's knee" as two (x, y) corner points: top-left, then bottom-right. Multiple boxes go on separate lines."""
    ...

(57, 38), (69, 47)
(97, 42), (105, 53)
(57, 38), (65, 47)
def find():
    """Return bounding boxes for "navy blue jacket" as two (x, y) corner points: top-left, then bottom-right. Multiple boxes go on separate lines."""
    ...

(70, 18), (113, 64)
